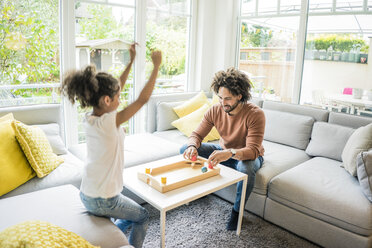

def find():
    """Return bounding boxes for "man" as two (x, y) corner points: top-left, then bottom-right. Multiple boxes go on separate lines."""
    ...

(180, 67), (265, 231)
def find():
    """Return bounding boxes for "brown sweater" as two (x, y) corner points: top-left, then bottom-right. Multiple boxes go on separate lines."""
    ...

(188, 102), (265, 160)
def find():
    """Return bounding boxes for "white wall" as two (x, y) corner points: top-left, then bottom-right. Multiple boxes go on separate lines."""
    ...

(192, 0), (239, 93)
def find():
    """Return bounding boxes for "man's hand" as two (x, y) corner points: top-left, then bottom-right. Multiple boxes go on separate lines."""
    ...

(208, 150), (232, 166)
(183, 146), (198, 160)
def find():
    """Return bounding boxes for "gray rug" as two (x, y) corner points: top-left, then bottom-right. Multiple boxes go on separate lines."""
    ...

(126, 195), (320, 248)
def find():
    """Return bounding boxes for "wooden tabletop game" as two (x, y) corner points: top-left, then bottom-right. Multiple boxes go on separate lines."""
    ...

(137, 156), (221, 193)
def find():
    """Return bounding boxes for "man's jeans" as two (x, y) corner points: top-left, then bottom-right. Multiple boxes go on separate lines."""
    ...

(80, 192), (149, 248)
(180, 143), (263, 212)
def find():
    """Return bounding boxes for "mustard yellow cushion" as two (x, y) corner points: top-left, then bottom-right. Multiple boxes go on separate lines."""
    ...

(0, 116), (35, 197)
(171, 103), (220, 142)
(11, 121), (64, 178)
(0, 220), (99, 248)
(173, 91), (209, 118)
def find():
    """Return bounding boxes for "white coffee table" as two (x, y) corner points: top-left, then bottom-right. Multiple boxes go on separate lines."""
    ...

(123, 155), (248, 248)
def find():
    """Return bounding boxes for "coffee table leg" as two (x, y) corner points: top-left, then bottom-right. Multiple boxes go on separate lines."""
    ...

(237, 176), (247, 235)
(160, 210), (166, 248)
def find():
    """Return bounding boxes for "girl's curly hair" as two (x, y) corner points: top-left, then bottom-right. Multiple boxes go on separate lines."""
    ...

(210, 67), (252, 102)
(60, 65), (119, 108)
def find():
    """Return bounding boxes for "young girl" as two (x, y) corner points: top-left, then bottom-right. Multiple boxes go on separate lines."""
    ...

(61, 44), (162, 248)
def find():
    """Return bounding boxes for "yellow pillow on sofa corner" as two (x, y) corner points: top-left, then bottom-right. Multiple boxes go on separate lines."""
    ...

(0, 220), (99, 248)
(0, 115), (35, 197)
(11, 120), (64, 178)
(173, 91), (209, 118)
(171, 103), (220, 142)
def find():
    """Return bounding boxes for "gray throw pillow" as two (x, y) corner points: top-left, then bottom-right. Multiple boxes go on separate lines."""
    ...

(357, 149), (372, 202)
(306, 122), (354, 161)
(342, 123), (372, 176)
(156, 101), (184, 132)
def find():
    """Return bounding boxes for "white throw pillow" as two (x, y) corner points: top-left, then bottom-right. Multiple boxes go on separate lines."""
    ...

(34, 123), (67, 155)
(342, 123), (372, 176)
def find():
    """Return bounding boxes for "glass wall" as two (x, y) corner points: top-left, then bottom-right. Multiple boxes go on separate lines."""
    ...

(239, 0), (301, 103)
(301, 0), (372, 117)
(238, 0), (372, 117)
(0, 0), (60, 107)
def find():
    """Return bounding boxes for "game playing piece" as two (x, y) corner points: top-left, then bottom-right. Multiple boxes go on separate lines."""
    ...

(161, 177), (167, 184)
(201, 166), (207, 173)
(191, 155), (197, 161)
(208, 163), (213, 169)
(145, 168), (151, 174)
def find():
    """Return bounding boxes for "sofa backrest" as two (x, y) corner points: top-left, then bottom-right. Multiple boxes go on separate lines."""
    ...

(263, 100), (329, 122)
(328, 111), (372, 129)
(0, 104), (64, 140)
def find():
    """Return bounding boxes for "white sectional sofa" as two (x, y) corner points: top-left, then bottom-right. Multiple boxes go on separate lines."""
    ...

(1, 92), (371, 248)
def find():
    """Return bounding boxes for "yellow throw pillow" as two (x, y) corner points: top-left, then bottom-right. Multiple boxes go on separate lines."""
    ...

(0, 116), (35, 197)
(173, 91), (209, 118)
(0, 113), (14, 122)
(211, 93), (220, 105)
(11, 121), (64, 178)
(0, 220), (99, 248)
(171, 103), (220, 142)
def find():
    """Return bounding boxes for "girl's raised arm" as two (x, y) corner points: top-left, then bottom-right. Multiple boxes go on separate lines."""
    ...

(116, 50), (162, 127)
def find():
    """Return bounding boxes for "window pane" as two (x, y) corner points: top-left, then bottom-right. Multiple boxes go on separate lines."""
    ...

(300, 7), (372, 117)
(241, 0), (256, 16)
(239, 16), (300, 103)
(75, 1), (135, 142)
(337, 0), (363, 12)
(146, 0), (191, 94)
(258, 1), (277, 15)
(309, 0), (333, 13)
(0, 0), (60, 107)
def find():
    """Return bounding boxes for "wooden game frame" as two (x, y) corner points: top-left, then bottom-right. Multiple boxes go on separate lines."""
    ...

(137, 157), (221, 193)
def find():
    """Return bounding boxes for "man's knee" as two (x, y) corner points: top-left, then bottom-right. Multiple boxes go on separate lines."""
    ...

(237, 160), (257, 176)
(179, 144), (188, 154)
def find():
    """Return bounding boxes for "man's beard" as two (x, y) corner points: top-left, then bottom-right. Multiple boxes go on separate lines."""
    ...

(223, 101), (240, 115)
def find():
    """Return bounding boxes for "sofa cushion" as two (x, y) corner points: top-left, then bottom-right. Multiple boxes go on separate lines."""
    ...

(268, 157), (372, 236)
(0, 116), (35, 197)
(306, 122), (354, 161)
(156, 101), (183, 131)
(342, 123), (372, 176)
(263, 109), (314, 150)
(173, 91), (209, 118)
(357, 149), (372, 202)
(171, 103), (220, 142)
(12, 120), (64, 178)
(0, 152), (83, 199)
(0, 185), (129, 247)
(0, 220), (98, 248)
(254, 140), (311, 195)
(328, 111), (372, 129)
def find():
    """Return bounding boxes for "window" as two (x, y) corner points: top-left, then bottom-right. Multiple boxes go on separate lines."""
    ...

(238, 0), (372, 117)
(0, 0), (60, 107)
(145, 0), (191, 94)
(238, 0), (301, 103)
(301, 0), (372, 116)
(74, 0), (135, 142)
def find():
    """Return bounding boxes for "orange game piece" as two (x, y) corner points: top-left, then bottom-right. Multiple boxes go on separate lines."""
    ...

(145, 168), (151, 174)
(191, 155), (197, 161)
(161, 177), (167, 184)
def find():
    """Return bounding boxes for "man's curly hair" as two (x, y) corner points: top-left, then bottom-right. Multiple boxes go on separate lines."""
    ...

(211, 67), (252, 102)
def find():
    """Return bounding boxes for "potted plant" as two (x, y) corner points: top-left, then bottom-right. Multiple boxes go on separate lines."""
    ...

(360, 45), (369, 64)
(314, 38), (329, 60)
